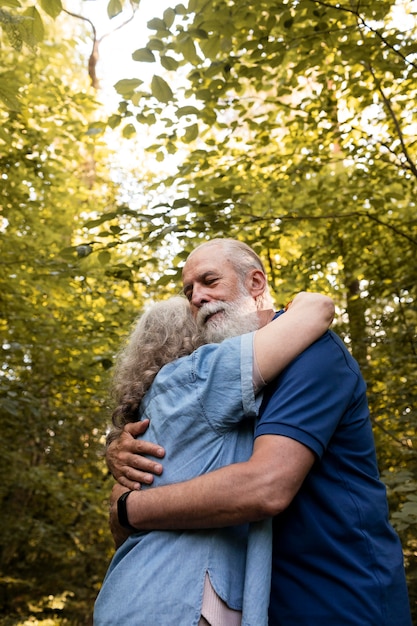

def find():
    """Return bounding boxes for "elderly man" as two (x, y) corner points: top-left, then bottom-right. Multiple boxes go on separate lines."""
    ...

(106, 238), (411, 626)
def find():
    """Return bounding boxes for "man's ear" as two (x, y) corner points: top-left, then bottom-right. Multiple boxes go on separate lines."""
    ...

(246, 269), (267, 299)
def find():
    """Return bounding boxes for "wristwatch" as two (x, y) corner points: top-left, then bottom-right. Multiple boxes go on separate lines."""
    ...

(117, 491), (137, 532)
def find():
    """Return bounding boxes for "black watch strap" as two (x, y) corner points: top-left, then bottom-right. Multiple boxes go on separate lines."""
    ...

(117, 491), (137, 532)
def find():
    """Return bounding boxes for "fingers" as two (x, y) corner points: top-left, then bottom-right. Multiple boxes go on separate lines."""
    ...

(124, 419), (150, 437)
(116, 474), (141, 491)
(133, 438), (165, 462)
(117, 465), (156, 491)
(106, 419), (166, 488)
(116, 454), (163, 490)
(122, 421), (166, 461)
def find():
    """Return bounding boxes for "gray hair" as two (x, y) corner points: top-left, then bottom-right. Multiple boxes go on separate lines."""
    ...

(107, 296), (204, 444)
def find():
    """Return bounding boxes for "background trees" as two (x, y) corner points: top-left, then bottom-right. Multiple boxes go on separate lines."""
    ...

(0, 2), (136, 621)
(1, 0), (416, 623)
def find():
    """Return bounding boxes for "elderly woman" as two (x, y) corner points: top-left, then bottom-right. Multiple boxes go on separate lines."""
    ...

(94, 292), (334, 626)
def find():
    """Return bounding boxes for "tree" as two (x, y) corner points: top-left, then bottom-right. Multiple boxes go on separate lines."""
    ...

(1, 0), (416, 621)
(105, 0), (417, 616)
(0, 1), (199, 619)
(0, 2), (144, 622)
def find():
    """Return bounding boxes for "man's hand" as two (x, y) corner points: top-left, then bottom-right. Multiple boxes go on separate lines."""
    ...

(109, 483), (134, 548)
(106, 420), (165, 491)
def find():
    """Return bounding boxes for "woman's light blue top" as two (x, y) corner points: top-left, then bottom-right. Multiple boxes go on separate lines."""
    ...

(94, 332), (272, 626)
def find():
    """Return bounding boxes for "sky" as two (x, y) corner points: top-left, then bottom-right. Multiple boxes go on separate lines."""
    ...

(64, 0), (182, 178)
(65, 0), (417, 185)
(76, 0), (175, 104)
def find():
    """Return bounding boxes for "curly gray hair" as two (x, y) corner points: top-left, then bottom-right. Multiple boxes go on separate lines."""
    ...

(107, 296), (203, 445)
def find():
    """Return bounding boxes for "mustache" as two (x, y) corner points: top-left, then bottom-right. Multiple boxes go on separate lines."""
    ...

(196, 302), (226, 326)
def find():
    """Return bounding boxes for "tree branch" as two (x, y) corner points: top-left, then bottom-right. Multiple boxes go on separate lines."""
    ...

(232, 209), (417, 246)
(310, 0), (417, 71)
(366, 62), (417, 180)
(62, 3), (139, 89)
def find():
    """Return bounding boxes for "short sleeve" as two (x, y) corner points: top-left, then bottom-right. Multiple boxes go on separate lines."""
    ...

(256, 332), (362, 458)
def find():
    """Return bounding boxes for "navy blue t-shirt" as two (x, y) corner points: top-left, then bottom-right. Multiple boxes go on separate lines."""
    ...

(256, 325), (411, 625)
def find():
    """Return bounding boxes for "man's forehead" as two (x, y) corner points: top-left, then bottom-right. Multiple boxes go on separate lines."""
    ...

(182, 247), (230, 282)
(182, 266), (222, 291)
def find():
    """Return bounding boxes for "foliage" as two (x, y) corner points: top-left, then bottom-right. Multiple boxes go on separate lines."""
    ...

(0, 2), (141, 622)
(109, 0), (417, 618)
(0, 0), (416, 623)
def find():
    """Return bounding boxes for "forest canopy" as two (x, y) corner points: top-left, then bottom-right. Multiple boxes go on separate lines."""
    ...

(0, 0), (416, 623)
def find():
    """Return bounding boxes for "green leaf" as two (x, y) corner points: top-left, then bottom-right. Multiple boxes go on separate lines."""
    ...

(132, 47), (156, 62)
(122, 123), (136, 138)
(98, 251), (111, 265)
(188, 27), (208, 40)
(136, 111), (156, 125)
(182, 123), (199, 143)
(198, 35), (221, 60)
(2, 19), (22, 50)
(176, 105), (200, 117)
(163, 7), (175, 28)
(147, 17), (167, 31)
(147, 37), (164, 51)
(131, 92), (145, 106)
(151, 75), (173, 103)
(160, 55), (179, 71)
(107, 114), (121, 129)
(0, 0), (22, 7)
(177, 36), (199, 63)
(0, 72), (21, 109)
(172, 198), (189, 208)
(114, 78), (143, 95)
(39, 0), (62, 19)
(21, 6), (44, 45)
(174, 3), (187, 15)
(107, 0), (122, 19)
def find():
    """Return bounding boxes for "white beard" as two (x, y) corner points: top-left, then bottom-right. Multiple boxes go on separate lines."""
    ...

(197, 293), (260, 343)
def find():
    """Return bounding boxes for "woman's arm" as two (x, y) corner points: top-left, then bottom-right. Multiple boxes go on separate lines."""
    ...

(106, 292), (334, 491)
(254, 292), (334, 384)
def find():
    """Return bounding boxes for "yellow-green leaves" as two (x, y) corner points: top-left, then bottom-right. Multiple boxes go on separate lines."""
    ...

(39, 0), (62, 19)
(132, 47), (156, 62)
(0, 71), (21, 109)
(114, 78), (143, 95)
(151, 74), (173, 102)
(107, 0), (122, 19)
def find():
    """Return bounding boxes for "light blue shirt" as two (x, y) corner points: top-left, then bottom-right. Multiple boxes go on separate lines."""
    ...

(94, 333), (271, 626)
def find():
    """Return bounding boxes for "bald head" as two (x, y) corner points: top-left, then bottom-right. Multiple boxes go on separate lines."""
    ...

(187, 239), (267, 274)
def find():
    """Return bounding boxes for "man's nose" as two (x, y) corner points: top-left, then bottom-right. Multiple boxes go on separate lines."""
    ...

(190, 285), (210, 309)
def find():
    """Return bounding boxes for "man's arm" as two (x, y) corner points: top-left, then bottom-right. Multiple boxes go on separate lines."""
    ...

(106, 292), (332, 490)
(110, 434), (314, 544)
(106, 420), (165, 490)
